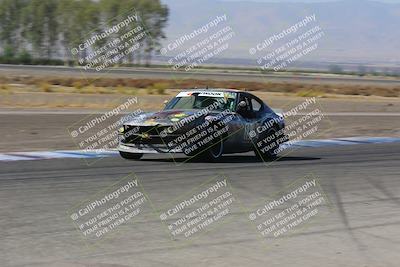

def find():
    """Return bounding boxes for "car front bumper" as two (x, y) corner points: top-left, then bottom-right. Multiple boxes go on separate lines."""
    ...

(117, 143), (183, 154)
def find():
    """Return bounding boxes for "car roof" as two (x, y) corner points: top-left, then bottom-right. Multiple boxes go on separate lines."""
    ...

(180, 88), (244, 93)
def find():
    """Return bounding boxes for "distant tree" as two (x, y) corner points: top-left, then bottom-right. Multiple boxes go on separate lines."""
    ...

(17, 49), (32, 64)
(0, 0), (27, 52)
(99, 0), (139, 65)
(22, 0), (59, 58)
(357, 65), (367, 76)
(392, 69), (400, 77)
(328, 64), (343, 74)
(2, 44), (15, 62)
(99, 0), (168, 66)
(57, 0), (74, 63)
(139, 0), (169, 66)
(368, 67), (379, 76)
(0, 0), (168, 66)
(382, 67), (390, 77)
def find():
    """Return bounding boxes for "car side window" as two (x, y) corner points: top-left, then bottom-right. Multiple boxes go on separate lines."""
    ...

(251, 98), (262, 112)
(237, 94), (255, 119)
(249, 96), (266, 119)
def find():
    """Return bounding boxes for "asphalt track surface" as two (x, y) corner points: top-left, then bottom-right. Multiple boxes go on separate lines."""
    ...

(1, 64), (400, 86)
(2, 142), (400, 267)
(1, 112), (399, 153)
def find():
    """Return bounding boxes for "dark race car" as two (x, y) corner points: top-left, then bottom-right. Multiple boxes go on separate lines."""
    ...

(117, 89), (288, 161)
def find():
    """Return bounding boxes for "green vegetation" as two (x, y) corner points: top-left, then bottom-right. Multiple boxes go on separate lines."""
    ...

(0, 0), (168, 66)
(151, 82), (169, 94)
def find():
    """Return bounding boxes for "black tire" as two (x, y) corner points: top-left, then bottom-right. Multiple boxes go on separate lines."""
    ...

(193, 134), (224, 162)
(119, 151), (143, 160)
(255, 127), (279, 161)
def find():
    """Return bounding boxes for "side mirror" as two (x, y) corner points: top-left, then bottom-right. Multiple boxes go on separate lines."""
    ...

(163, 100), (169, 105)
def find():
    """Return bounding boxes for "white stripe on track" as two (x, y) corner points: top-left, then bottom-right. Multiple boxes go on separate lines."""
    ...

(0, 137), (399, 162)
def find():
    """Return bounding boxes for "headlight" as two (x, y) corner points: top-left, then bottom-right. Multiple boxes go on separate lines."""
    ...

(118, 126), (125, 133)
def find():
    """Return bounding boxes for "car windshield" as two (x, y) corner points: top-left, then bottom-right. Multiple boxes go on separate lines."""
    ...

(165, 91), (237, 111)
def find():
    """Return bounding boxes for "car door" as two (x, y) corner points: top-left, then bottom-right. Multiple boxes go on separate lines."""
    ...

(236, 93), (260, 146)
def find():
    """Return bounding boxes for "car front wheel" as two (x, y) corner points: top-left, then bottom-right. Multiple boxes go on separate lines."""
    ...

(194, 135), (224, 162)
(119, 151), (143, 160)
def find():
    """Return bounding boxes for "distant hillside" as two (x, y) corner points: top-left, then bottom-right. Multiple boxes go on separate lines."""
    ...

(161, 0), (400, 63)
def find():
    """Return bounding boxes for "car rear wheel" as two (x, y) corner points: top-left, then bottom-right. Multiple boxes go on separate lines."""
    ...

(255, 128), (279, 161)
(119, 151), (143, 160)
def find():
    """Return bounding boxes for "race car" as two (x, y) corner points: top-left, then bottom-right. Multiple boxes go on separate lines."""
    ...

(117, 89), (288, 161)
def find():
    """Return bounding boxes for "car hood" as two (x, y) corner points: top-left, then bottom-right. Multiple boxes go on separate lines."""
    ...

(122, 109), (209, 126)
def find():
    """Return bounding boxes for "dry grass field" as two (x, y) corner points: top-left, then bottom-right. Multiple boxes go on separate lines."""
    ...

(0, 76), (399, 100)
